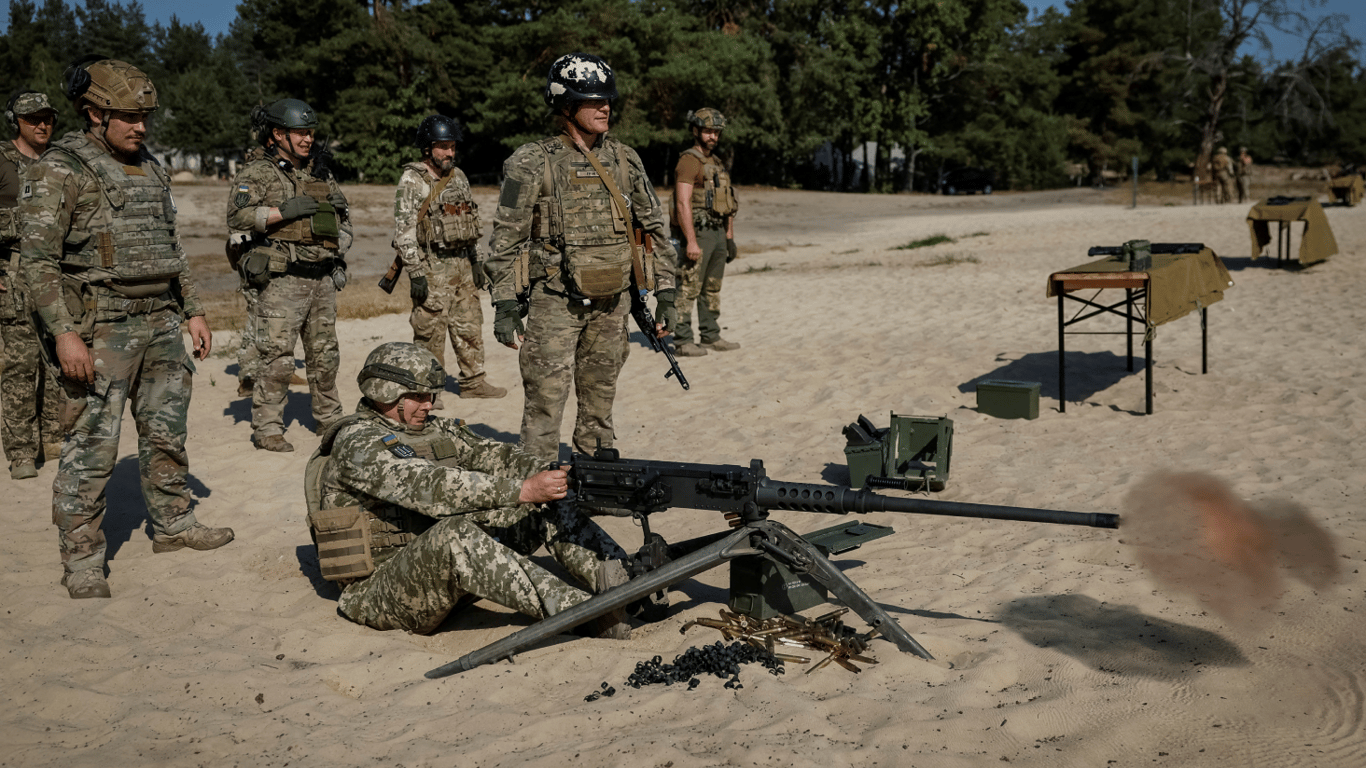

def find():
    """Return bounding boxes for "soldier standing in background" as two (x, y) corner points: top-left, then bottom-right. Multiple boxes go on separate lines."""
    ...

(487, 52), (678, 463)
(1, 90), (63, 479)
(1237, 147), (1253, 204)
(671, 107), (740, 358)
(21, 58), (233, 599)
(1212, 146), (1235, 204)
(227, 99), (351, 453)
(393, 114), (505, 408)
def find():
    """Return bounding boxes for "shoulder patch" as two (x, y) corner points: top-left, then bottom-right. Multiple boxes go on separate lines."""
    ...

(233, 183), (251, 208)
(498, 178), (523, 209)
(379, 434), (418, 458)
(20, 181), (32, 200)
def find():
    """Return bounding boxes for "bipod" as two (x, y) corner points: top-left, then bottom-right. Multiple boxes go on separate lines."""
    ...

(424, 518), (932, 679)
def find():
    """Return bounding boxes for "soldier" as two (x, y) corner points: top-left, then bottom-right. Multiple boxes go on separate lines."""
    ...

(393, 114), (506, 407)
(488, 52), (678, 463)
(227, 99), (351, 453)
(1212, 146), (1235, 205)
(20, 58), (233, 599)
(312, 342), (630, 637)
(1, 90), (63, 479)
(671, 107), (740, 358)
(1237, 146), (1253, 204)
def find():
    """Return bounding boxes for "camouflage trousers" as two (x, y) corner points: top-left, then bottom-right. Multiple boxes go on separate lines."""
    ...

(252, 273), (342, 436)
(54, 307), (200, 573)
(1, 302), (62, 463)
(410, 249), (486, 390)
(518, 282), (630, 463)
(1216, 174), (1235, 204)
(236, 282), (262, 384)
(337, 502), (627, 634)
(673, 226), (728, 346)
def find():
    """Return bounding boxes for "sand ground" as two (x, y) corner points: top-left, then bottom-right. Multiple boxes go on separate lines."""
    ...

(1, 170), (1362, 768)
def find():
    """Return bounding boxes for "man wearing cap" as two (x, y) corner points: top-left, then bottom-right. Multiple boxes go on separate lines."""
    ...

(0, 90), (63, 479)
(20, 58), (233, 599)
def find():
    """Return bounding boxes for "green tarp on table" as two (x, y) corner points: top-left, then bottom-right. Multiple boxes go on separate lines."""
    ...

(1046, 249), (1234, 327)
(1246, 198), (1338, 266)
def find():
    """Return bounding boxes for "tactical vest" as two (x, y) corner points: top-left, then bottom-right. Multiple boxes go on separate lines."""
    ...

(684, 147), (737, 218)
(0, 143), (22, 244)
(531, 135), (633, 298)
(409, 163), (482, 250)
(268, 161), (340, 252)
(52, 133), (182, 282)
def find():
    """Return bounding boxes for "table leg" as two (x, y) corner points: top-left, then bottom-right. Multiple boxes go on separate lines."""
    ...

(1145, 331), (1154, 415)
(1126, 288), (1134, 372)
(1201, 307), (1208, 374)
(1058, 292), (1066, 413)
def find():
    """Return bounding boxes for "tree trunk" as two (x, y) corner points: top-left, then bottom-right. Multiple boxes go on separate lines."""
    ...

(1198, 71), (1228, 183)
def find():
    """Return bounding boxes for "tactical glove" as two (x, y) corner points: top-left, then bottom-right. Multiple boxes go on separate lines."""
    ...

(493, 299), (525, 346)
(409, 274), (429, 305)
(279, 196), (319, 221)
(726, 238), (738, 263)
(654, 288), (677, 334)
(328, 190), (349, 219)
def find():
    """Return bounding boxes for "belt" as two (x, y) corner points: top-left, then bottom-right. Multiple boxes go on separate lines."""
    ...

(285, 258), (341, 279)
(95, 290), (176, 315)
(432, 245), (476, 259)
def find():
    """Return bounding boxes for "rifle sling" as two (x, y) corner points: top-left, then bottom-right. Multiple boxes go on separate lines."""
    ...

(417, 170), (455, 222)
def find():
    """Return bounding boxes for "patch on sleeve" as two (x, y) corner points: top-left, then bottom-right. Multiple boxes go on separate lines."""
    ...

(233, 183), (251, 208)
(432, 437), (458, 461)
(498, 178), (522, 209)
(380, 434), (417, 458)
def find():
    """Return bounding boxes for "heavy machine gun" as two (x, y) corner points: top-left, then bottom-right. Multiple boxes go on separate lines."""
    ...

(426, 450), (1118, 679)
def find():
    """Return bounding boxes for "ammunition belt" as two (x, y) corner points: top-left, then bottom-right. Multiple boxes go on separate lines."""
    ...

(284, 258), (342, 280)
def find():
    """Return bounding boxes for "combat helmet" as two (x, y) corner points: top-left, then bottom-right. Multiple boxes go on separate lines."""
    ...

(544, 52), (617, 112)
(63, 56), (158, 113)
(687, 108), (726, 131)
(357, 342), (446, 404)
(414, 114), (462, 149)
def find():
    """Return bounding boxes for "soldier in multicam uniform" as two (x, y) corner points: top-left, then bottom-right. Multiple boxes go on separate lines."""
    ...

(1212, 146), (1235, 204)
(313, 342), (630, 637)
(1, 90), (63, 479)
(393, 114), (506, 408)
(671, 107), (740, 358)
(20, 58), (233, 599)
(227, 98), (351, 453)
(488, 52), (678, 463)
(1237, 146), (1253, 204)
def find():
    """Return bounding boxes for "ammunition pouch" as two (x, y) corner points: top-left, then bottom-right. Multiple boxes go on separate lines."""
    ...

(271, 181), (340, 250)
(241, 247), (274, 288)
(531, 198), (562, 243)
(0, 207), (16, 243)
(417, 201), (482, 248)
(563, 242), (632, 299)
(308, 505), (375, 582)
(686, 150), (738, 218)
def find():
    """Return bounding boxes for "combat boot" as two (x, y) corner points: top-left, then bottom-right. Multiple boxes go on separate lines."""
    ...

(703, 338), (741, 352)
(289, 372), (308, 387)
(674, 342), (708, 357)
(9, 459), (37, 480)
(458, 380), (507, 399)
(253, 433), (294, 452)
(62, 569), (111, 599)
(153, 523), (235, 553)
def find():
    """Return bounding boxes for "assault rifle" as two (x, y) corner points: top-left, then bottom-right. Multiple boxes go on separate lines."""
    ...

(629, 226), (688, 390)
(425, 449), (1118, 679)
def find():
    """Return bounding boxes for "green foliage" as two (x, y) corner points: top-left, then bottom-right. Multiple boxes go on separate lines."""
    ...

(892, 234), (954, 250)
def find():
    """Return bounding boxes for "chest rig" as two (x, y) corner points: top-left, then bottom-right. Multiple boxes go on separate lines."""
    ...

(411, 163), (481, 250)
(266, 158), (339, 252)
(684, 147), (737, 219)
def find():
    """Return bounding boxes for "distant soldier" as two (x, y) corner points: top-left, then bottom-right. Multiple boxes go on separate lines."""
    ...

(1, 90), (63, 479)
(227, 99), (351, 453)
(21, 58), (233, 599)
(1237, 147), (1253, 204)
(1212, 147), (1235, 204)
(487, 52), (678, 463)
(671, 107), (740, 358)
(392, 114), (506, 407)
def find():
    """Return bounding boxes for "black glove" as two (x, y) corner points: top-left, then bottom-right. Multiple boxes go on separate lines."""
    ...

(653, 288), (677, 334)
(328, 190), (348, 219)
(409, 274), (429, 305)
(726, 238), (738, 263)
(279, 196), (318, 221)
(493, 299), (525, 346)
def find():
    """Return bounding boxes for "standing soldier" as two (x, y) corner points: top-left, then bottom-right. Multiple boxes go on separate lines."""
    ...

(227, 99), (351, 453)
(488, 52), (678, 463)
(393, 114), (506, 407)
(1237, 146), (1253, 204)
(20, 58), (233, 599)
(1, 90), (63, 479)
(671, 107), (740, 358)
(1212, 147), (1235, 205)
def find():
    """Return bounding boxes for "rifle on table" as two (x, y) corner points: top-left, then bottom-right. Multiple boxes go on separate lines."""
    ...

(425, 449), (1118, 679)
(628, 226), (688, 390)
(378, 251), (403, 294)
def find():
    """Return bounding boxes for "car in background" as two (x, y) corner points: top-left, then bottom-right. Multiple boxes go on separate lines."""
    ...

(938, 167), (996, 195)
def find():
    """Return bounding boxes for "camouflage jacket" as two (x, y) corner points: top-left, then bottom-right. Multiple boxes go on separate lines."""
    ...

(20, 130), (204, 338)
(488, 131), (676, 303)
(392, 161), (476, 279)
(226, 153), (352, 263)
(322, 400), (541, 524)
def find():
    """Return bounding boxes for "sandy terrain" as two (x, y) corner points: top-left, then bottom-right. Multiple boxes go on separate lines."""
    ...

(2, 171), (1362, 768)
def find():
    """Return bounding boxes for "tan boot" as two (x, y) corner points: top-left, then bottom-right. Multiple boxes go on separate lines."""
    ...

(43, 442), (63, 461)
(458, 380), (507, 399)
(153, 523), (235, 553)
(703, 338), (741, 352)
(62, 569), (111, 599)
(674, 342), (708, 357)
(289, 372), (308, 387)
(9, 459), (37, 480)
(253, 433), (294, 453)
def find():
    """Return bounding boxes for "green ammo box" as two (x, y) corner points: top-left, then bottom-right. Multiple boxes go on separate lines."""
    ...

(976, 379), (1040, 420)
(843, 412), (952, 491)
(729, 521), (894, 620)
(843, 443), (885, 489)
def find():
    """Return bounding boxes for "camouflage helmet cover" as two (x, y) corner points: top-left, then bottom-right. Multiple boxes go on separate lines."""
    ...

(357, 342), (446, 403)
(67, 58), (158, 113)
(544, 52), (617, 111)
(687, 108), (726, 130)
